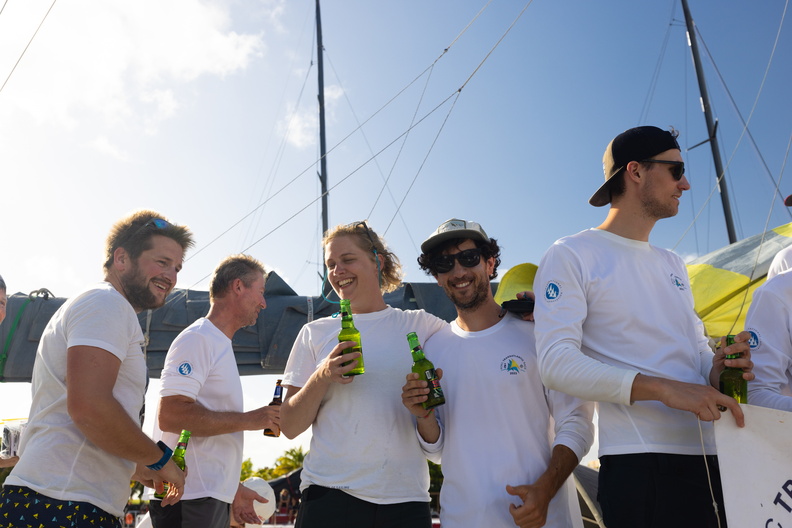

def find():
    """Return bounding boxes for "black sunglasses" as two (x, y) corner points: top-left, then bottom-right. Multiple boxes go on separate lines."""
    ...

(641, 159), (685, 181)
(431, 248), (482, 274)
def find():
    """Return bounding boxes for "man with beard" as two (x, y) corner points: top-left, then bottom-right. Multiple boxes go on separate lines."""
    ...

(1, 210), (193, 527)
(149, 255), (280, 528)
(533, 126), (754, 528)
(401, 218), (594, 528)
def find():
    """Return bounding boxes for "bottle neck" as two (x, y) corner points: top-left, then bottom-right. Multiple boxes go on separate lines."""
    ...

(411, 347), (425, 361)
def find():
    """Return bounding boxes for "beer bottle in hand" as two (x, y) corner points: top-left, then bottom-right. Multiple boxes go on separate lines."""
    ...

(154, 430), (191, 499)
(407, 332), (445, 410)
(264, 379), (283, 437)
(719, 335), (747, 403)
(338, 299), (365, 375)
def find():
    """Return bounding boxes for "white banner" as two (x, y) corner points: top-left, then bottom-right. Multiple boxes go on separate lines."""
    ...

(714, 403), (792, 527)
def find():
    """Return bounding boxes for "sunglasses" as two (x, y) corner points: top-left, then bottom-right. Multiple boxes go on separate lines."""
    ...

(641, 159), (686, 181)
(128, 218), (171, 241)
(431, 248), (482, 274)
(347, 221), (377, 251)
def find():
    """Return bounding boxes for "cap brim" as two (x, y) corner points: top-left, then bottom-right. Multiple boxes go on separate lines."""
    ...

(589, 180), (611, 207)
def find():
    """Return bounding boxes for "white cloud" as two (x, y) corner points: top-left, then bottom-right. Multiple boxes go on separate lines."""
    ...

(88, 135), (130, 162)
(0, 0), (267, 133)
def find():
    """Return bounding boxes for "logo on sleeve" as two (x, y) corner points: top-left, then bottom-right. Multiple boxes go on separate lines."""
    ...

(500, 355), (526, 375)
(670, 274), (687, 291)
(178, 362), (193, 376)
(544, 281), (562, 302)
(746, 329), (760, 349)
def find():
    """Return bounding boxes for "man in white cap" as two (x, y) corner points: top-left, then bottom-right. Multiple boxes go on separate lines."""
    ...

(402, 218), (594, 528)
(533, 126), (754, 528)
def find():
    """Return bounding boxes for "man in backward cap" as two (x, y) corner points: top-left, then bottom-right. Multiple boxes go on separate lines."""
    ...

(402, 219), (594, 528)
(533, 126), (754, 528)
(766, 193), (792, 279)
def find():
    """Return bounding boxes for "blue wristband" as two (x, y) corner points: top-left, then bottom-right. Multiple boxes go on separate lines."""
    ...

(146, 441), (173, 471)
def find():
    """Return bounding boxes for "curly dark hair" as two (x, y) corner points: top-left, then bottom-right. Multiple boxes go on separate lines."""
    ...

(417, 237), (501, 280)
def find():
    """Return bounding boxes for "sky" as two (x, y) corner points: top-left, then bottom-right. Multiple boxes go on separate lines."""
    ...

(1, 0), (791, 469)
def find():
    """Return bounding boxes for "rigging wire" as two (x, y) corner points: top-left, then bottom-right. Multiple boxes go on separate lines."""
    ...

(0, 0), (57, 94)
(188, 0), (525, 271)
(323, 48), (428, 252)
(672, 0), (790, 250)
(242, 6), (317, 249)
(638, 3), (678, 125)
(726, 130), (792, 335)
(695, 0), (791, 219)
(384, 92), (461, 235)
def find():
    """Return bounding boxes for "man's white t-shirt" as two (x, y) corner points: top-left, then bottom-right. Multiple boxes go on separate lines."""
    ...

(6, 283), (147, 517)
(154, 318), (244, 503)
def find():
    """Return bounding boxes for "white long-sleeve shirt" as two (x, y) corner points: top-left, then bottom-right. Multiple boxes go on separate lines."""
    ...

(534, 229), (716, 456)
(745, 271), (792, 411)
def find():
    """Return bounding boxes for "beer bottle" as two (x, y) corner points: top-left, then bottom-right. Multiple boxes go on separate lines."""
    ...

(338, 299), (365, 375)
(407, 332), (445, 410)
(719, 335), (747, 403)
(154, 429), (191, 499)
(263, 379), (283, 437)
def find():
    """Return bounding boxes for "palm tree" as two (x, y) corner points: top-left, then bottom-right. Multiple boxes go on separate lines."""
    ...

(272, 447), (305, 477)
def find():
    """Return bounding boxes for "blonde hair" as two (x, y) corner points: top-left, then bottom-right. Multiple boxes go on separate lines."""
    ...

(323, 222), (402, 293)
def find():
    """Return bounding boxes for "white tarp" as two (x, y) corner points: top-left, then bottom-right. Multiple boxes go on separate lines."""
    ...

(714, 403), (792, 527)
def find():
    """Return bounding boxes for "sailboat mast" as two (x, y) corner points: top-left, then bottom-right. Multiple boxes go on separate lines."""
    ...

(680, 0), (737, 244)
(316, 0), (330, 283)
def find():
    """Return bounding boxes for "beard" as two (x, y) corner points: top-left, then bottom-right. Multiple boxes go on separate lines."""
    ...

(120, 262), (167, 312)
(640, 178), (679, 220)
(443, 274), (490, 312)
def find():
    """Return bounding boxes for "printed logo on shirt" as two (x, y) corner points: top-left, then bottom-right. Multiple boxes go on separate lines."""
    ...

(544, 281), (562, 302)
(670, 274), (687, 291)
(500, 355), (526, 375)
(178, 362), (193, 376)
(746, 329), (760, 350)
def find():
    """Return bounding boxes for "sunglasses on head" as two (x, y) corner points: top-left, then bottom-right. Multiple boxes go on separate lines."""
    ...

(641, 159), (685, 181)
(431, 248), (482, 274)
(127, 217), (171, 241)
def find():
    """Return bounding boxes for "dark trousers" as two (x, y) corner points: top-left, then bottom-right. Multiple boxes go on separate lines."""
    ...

(598, 453), (727, 528)
(295, 485), (432, 528)
(149, 497), (230, 528)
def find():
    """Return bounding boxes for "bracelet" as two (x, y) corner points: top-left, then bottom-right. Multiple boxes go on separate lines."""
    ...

(146, 441), (173, 471)
(420, 409), (434, 420)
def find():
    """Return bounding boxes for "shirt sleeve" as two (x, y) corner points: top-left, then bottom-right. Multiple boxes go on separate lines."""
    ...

(534, 242), (638, 405)
(545, 387), (595, 461)
(745, 284), (792, 412)
(160, 329), (212, 400)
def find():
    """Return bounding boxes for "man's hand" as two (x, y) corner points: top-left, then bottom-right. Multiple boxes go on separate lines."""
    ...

(711, 331), (755, 385)
(132, 459), (186, 506)
(635, 374), (748, 427)
(506, 483), (552, 528)
(233, 483), (267, 525)
(401, 370), (443, 418)
(250, 404), (280, 434)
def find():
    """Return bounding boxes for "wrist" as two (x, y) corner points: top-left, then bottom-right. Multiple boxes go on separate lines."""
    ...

(146, 441), (173, 471)
(418, 408), (434, 420)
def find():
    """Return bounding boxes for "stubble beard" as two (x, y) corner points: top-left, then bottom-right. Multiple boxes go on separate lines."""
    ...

(445, 275), (490, 312)
(121, 263), (167, 312)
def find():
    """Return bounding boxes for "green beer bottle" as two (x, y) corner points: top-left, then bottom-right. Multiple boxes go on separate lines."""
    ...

(338, 299), (365, 375)
(154, 429), (191, 499)
(719, 335), (747, 403)
(407, 332), (445, 410)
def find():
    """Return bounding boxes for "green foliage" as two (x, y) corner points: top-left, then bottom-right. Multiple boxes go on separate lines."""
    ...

(240, 447), (306, 482)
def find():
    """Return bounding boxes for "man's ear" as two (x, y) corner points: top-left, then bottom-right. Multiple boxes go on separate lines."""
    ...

(113, 246), (129, 272)
(625, 160), (642, 183)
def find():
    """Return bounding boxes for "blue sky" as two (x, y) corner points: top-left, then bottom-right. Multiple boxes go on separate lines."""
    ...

(1, 0), (790, 467)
